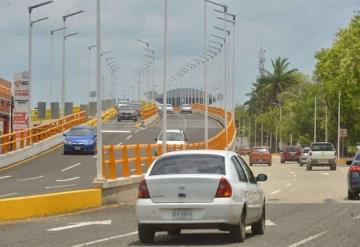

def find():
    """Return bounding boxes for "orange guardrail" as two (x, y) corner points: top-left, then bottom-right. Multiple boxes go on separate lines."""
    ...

(86, 107), (118, 127)
(140, 105), (157, 120)
(0, 112), (87, 155)
(102, 104), (236, 180)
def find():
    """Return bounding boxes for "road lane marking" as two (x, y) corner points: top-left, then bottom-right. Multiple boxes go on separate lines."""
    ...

(0, 175), (11, 180)
(92, 155), (97, 158)
(265, 219), (276, 226)
(126, 135), (132, 140)
(62, 163), (81, 172)
(0, 193), (18, 198)
(116, 142), (122, 146)
(45, 184), (76, 189)
(56, 177), (80, 182)
(72, 231), (138, 247)
(285, 183), (292, 187)
(47, 220), (112, 232)
(288, 231), (327, 247)
(269, 189), (281, 195)
(17, 175), (44, 182)
(134, 129), (139, 134)
(322, 172), (329, 176)
(354, 215), (360, 220)
(101, 130), (131, 133)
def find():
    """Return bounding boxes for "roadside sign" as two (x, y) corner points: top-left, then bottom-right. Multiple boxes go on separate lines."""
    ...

(339, 129), (347, 137)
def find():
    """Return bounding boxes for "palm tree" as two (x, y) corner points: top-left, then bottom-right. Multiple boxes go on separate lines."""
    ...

(263, 57), (298, 104)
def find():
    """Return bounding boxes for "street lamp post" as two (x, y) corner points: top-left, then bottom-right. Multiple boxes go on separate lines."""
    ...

(28, 0), (53, 128)
(61, 10), (84, 117)
(50, 27), (66, 103)
(314, 96), (317, 142)
(162, 0), (168, 153)
(337, 91), (341, 159)
(88, 44), (96, 102)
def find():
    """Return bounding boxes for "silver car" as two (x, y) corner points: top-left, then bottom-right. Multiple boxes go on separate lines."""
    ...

(136, 150), (267, 243)
(299, 147), (310, 166)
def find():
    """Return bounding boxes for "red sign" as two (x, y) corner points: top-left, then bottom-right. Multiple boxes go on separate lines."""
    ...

(13, 112), (28, 131)
(340, 129), (347, 138)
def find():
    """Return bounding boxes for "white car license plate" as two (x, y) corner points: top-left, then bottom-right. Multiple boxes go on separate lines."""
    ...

(172, 209), (193, 220)
(74, 146), (81, 150)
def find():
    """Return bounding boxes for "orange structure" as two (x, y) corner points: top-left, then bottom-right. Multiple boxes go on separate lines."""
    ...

(0, 77), (12, 135)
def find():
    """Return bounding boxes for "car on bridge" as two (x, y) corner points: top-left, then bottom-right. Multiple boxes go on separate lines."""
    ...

(155, 129), (188, 146)
(117, 105), (138, 122)
(346, 151), (360, 200)
(136, 150), (268, 243)
(63, 125), (97, 155)
(166, 104), (174, 113)
(249, 146), (272, 166)
(180, 104), (192, 114)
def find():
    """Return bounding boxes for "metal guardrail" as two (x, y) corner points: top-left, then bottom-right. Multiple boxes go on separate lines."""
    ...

(0, 111), (87, 154)
(102, 104), (236, 180)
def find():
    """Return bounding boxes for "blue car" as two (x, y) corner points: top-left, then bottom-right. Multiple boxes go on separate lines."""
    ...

(63, 126), (97, 155)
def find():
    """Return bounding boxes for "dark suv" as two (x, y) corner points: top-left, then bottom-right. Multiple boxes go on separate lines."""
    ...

(347, 151), (360, 200)
(281, 146), (301, 163)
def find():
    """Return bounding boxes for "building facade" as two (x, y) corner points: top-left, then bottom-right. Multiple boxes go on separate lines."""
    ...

(0, 77), (12, 135)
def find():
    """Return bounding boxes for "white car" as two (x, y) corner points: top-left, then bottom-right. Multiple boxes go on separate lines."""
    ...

(180, 104), (192, 114)
(136, 150), (268, 243)
(166, 104), (174, 113)
(307, 142), (337, 171)
(155, 129), (187, 145)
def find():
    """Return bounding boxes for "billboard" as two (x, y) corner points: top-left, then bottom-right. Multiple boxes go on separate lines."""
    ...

(13, 71), (30, 131)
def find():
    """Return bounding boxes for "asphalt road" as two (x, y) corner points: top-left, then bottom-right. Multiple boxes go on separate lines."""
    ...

(1, 156), (359, 247)
(0, 112), (222, 198)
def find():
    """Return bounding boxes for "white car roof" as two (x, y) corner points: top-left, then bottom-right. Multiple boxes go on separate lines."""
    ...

(164, 129), (183, 133)
(159, 149), (234, 158)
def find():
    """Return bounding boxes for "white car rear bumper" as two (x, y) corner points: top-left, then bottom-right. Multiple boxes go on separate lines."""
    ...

(136, 198), (243, 225)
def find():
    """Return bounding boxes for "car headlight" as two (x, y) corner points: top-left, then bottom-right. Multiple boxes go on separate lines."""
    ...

(64, 140), (72, 145)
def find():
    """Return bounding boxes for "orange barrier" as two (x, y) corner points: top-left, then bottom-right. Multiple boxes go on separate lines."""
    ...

(140, 105), (157, 120)
(102, 104), (236, 180)
(0, 112), (87, 155)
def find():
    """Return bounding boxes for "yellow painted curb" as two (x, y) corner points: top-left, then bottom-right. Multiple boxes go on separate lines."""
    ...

(0, 189), (101, 221)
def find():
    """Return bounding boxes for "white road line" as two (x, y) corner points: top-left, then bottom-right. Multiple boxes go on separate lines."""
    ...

(354, 215), (360, 220)
(0, 192), (18, 198)
(288, 231), (327, 247)
(17, 175), (44, 182)
(126, 135), (132, 140)
(116, 142), (122, 146)
(72, 231), (138, 247)
(322, 172), (329, 176)
(130, 168), (135, 172)
(56, 177), (80, 182)
(265, 219), (276, 226)
(285, 183), (292, 187)
(45, 184), (76, 189)
(92, 155), (97, 158)
(47, 220), (112, 232)
(0, 175), (11, 180)
(101, 130), (131, 133)
(62, 163), (81, 172)
(269, 189), (281, 195)
(134, 130), (139, 134)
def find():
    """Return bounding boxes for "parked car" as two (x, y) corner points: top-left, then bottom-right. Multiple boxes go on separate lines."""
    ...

(249, 147), (272, 166)
(63, 125), (97, 155)
(299, 147), (310, 166)
(136, 150), (267, 243)
(155, 129), (187, 145)
(307, 142), (337, 171)
(280, 146), (301, 163)
(180, 104), (192, 114)
(238, 146), (251, 155)
(118, 105), (138, 122)
(347, 151), (360, 200)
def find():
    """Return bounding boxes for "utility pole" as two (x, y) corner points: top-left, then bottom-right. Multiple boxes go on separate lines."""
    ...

(337, 91), (341, 159)
(314, 96), (317, 142)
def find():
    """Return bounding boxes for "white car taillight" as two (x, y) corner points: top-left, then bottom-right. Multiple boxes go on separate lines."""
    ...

(215, 177), (232, 198)
(138, 179), (150, 199)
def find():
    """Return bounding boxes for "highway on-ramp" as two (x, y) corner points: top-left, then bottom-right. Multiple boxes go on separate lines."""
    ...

(0, 112), (222, 199)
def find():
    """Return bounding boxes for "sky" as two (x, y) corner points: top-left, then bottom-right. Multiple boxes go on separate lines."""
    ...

(0, 0), (357, 106)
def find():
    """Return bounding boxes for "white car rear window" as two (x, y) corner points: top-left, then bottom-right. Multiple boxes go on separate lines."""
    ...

(150, 154), (225, 175)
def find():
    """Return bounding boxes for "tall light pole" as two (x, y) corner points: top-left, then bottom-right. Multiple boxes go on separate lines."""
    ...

(314, 96), (317, 142)
(162, 0), (168, 153)
(50, 27), (66, 103)
(61, 32), (79, 116)
(28, 0), (53, 127)
(61, 10), (84, 117)
(96, 0), (103, 181)
(88, 44), (96, 102)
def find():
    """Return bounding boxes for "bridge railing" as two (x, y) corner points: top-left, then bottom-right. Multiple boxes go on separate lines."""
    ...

(0, 111), (87, 154)
(102, 104), (235, 180)
(140, 104), (157, 120)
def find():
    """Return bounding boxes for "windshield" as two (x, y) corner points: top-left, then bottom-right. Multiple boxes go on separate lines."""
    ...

(158, 132), (184, 141)
(150, 154), (225, 175)
(67, 128), (94, 136)
(286, 146), (299, 152)
(311, 143), (334, 151)
(120, 106), (135, 111)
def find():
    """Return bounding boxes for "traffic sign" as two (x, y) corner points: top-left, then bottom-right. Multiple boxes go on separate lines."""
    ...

(339, 129), (347, 137)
